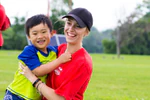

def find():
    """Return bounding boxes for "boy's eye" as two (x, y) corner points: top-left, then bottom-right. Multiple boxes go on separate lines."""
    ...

(32, 32), (37, 35)
(42, 31), (46, 33)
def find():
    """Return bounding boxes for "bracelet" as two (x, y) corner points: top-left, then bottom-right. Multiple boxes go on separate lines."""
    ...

(36, 81), (43, 89)
(33, 78), (41, 87)
(36, 82), (44, 95)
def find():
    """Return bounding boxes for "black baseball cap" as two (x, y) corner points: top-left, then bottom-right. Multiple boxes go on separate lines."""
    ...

(62, 8), (93, 31)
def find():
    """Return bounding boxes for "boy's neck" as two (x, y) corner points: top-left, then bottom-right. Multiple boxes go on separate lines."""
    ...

(39, 48), (48, 54)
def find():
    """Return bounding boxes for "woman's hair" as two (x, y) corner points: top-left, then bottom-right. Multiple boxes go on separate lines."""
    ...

(25, 14), (53, 36)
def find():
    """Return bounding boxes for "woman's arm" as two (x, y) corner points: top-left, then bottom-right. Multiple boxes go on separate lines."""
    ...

(37, 82), (65, 100)
(20, 64), (65, 100)
(32, 52), (71, 76)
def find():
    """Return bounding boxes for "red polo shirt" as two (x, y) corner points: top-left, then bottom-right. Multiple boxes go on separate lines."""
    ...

(43, 43), (93, 100)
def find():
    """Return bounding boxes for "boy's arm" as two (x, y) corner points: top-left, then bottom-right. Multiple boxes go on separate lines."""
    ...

(32, 52), (71, 76)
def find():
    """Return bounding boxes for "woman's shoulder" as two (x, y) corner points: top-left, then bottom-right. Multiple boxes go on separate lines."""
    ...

(58, 43), (66, 48)
(80, 49), (93, 74)
(73, 48), (92, 66)
(58, 43), (67, 51)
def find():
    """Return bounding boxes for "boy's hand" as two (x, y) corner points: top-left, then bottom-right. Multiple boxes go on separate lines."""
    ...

(58, 52), (72, 63)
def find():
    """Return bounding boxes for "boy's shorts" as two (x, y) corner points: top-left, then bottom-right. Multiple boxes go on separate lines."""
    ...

(3, 90), (24, 100)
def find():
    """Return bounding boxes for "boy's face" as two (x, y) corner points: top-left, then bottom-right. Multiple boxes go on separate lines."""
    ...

(28, 23), (52, 53)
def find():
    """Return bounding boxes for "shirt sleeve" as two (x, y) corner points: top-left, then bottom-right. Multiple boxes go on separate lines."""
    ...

(18, 45), (41, 70)
(55, 62), (91, 100)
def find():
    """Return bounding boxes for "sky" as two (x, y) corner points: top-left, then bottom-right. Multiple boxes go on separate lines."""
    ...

(1, 0), (143, 32)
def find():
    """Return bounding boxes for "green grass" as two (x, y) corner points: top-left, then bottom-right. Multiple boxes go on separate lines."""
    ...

(0, 50), (150, 100)
(0, 50), (21, 99)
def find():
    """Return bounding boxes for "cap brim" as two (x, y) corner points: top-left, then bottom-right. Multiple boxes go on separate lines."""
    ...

(62, 14), (86, 28)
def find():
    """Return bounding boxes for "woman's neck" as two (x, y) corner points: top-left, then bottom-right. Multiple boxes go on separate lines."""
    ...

(65, 43), (82, 54)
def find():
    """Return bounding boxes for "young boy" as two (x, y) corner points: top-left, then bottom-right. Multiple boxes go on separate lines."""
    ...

(4, 14), (71, 100)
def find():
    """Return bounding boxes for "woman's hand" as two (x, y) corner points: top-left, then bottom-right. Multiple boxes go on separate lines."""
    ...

(19, 63), (65, 100)
(19, 62), (37, 84)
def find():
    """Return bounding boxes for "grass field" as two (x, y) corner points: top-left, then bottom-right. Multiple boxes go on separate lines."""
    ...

(0, 50), (150, 100)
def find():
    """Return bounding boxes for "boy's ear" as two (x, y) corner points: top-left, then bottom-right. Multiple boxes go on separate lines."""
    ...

(51, 30), (57, 36)
(27, 35), (31, 40)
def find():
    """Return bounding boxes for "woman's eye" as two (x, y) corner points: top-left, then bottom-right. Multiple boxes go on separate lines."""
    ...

(76, 25), (80, 28)
(74, 22), (80, 28)
(67, 22), (71, 25)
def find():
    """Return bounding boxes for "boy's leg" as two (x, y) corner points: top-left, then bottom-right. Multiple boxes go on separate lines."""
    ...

(3, 90), (24, 100)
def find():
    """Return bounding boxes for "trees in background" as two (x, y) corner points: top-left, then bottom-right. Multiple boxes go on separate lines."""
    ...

(49, 0), (72, 34)
(122, 12), (150, 55)
(2, 16), (27, 50)
(102, 0), (150, 55)
(83, 27), (103, 53)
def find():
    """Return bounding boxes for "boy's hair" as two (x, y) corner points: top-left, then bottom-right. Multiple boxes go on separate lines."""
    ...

(25, 14), (53, 36)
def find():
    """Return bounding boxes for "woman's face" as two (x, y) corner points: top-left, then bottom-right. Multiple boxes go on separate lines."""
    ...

(64, 18), (88, 45)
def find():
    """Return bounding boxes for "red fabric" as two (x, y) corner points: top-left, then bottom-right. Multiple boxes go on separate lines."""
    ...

(1, 16), (10, 31)
(43, 44), (93, 100)
(0, 32), (3, 46)
(0, 4), (10, 31)
(0, 4), (11, 47)
(0, 4), (5, 29)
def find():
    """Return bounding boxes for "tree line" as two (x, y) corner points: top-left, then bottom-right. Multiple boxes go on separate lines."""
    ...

(103, 0), (150, 56)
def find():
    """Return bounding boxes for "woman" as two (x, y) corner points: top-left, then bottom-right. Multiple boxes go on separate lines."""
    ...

(20, 7), (93, 100)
